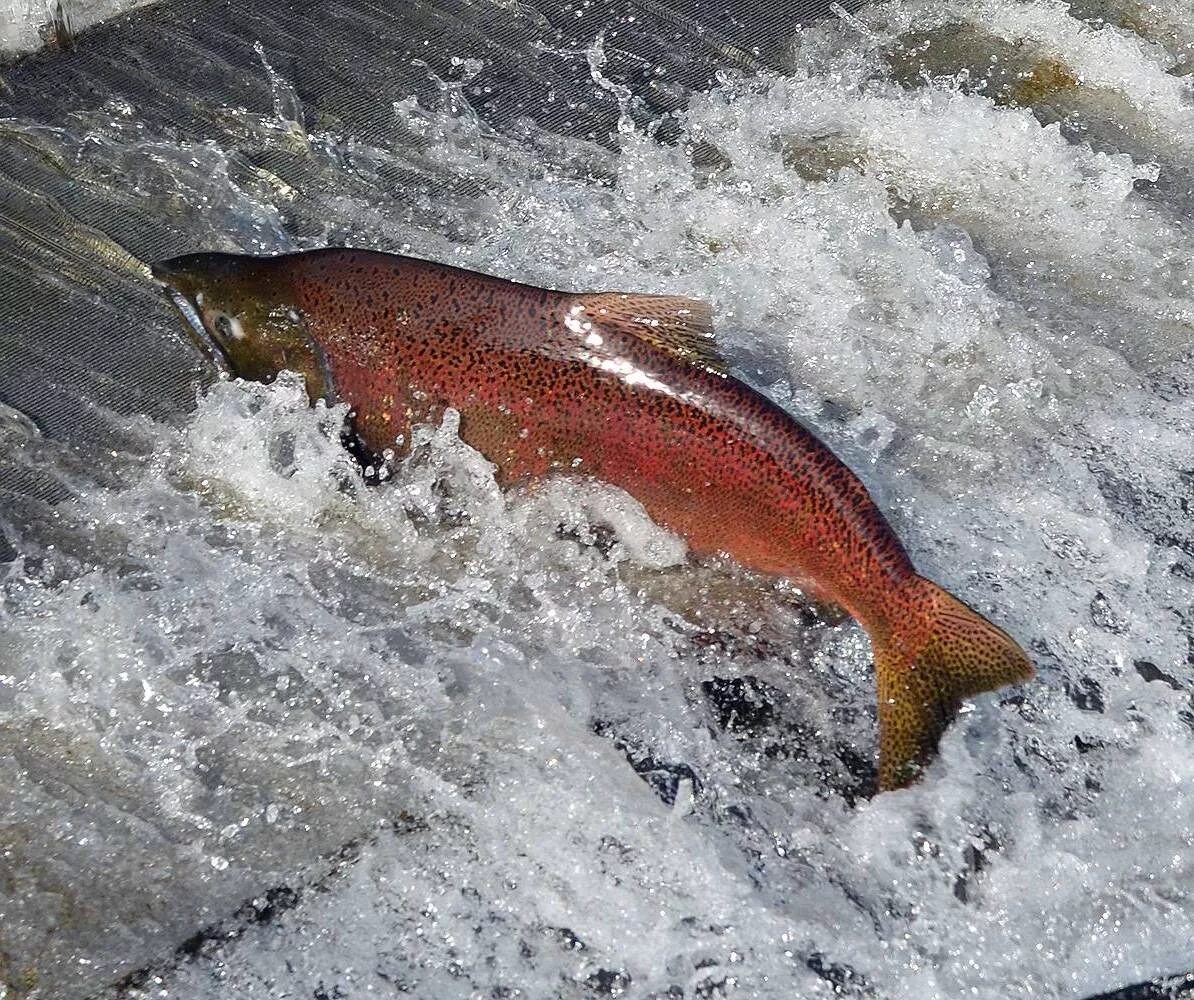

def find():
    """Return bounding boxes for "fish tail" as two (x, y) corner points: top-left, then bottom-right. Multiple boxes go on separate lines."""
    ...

(875, 576), (1034, 791)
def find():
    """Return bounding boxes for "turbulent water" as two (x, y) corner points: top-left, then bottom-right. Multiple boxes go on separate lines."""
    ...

(0, 0), (156, 57)
(2, 1), (1194, 998)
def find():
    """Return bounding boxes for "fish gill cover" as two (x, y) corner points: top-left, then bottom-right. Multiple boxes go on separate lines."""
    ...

(0, 0), (1192, 998)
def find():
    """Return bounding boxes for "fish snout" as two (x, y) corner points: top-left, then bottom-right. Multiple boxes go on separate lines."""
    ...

(150, 252), (233, 288)
(149, 255), (200, 289)
(150, 257), (233, 374)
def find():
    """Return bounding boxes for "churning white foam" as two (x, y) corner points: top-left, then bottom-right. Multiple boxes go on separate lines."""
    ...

(2, 1), (1193, 997)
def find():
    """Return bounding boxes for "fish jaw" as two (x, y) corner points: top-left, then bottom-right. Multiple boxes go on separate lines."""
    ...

(152, 260), (233, 374)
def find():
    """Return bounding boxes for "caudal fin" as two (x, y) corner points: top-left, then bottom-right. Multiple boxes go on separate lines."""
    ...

(875, 577), (1034, 791)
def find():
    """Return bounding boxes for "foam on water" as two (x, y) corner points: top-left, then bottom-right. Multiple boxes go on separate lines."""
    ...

(0, 0), (156, 58)
(2, 1), (1194, 998)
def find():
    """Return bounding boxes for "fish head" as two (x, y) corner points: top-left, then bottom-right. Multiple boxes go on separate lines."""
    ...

(151, 252), (334, 400)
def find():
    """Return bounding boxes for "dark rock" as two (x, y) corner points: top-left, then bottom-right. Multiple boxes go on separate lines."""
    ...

(804, 951), (874, 997)
(1089, 591), (1129, 634)
(1064, 675), (1105, 713)
(585, 968), (631, 997)
(1135, 660), (1183, 691)
(1080, 971), (1194, 1000)
(702, 676), (778, 736)
(591, 719), (702, 808)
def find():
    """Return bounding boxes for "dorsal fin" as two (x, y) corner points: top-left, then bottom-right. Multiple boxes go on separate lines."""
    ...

(567, 292), (727, 376)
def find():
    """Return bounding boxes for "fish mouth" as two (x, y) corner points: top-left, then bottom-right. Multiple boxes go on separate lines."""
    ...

(151, 261), (232, 376)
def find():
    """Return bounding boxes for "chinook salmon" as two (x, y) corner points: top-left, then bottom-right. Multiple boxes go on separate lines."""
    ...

(152, 248), (1032, 790)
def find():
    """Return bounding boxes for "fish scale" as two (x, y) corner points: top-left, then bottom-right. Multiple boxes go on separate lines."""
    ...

(153, 246), (1034, 790)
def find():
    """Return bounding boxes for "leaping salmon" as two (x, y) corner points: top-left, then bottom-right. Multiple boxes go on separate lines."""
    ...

(152, 248), (1033, 791)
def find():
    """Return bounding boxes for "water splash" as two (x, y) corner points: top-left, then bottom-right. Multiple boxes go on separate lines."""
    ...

(2, 0), (1194, 997)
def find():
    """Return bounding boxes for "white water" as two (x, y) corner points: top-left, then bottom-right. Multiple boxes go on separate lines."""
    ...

(2, 2), (1194, 998)
(0, 0), (155, 57)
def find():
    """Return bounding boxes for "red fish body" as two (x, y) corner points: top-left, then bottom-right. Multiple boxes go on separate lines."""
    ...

(154, 248), (1033, 790)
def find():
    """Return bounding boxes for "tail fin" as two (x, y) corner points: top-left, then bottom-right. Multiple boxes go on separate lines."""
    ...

(875, 577), (1034, 791)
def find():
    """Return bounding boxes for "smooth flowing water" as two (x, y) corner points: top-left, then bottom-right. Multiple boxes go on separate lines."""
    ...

(1, 1), (1192, 998)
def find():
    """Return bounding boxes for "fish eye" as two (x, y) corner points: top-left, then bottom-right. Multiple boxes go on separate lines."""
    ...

(211, 311), (244, 342)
